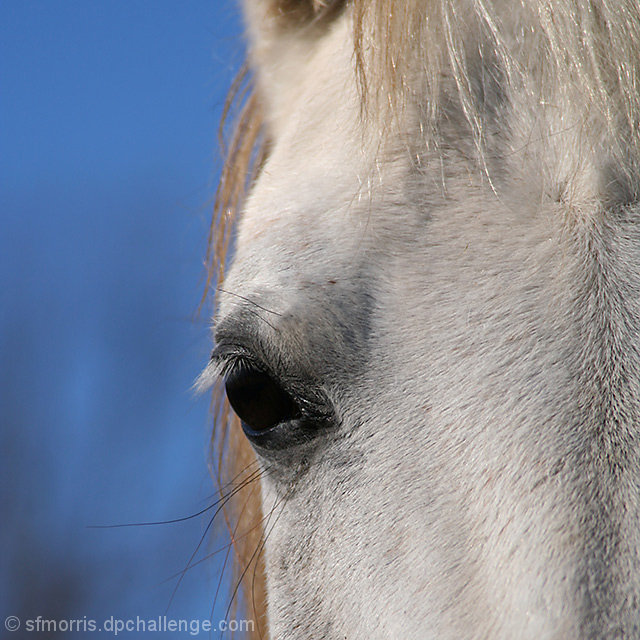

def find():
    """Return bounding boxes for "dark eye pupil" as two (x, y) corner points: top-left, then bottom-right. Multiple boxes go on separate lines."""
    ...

(224, 363), (300, 431)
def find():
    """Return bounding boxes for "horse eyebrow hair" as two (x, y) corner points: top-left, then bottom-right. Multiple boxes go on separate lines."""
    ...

(217, 287), (283, 316)
(213, 312), (276, 365)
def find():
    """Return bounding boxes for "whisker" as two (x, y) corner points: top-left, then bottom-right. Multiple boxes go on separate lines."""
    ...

(216, 287), (283, 316)
(87, 502), (228, 530)
(161, 539), (235, 584)
(231, 305), (278, 332)
(248, 472), (304, 640)
(165, 466), (266, 613)
(158, 474), (271, 585)
(87, 461), (261, 529)
(221, 470), (300, 638)
(210, 476), (262, 628)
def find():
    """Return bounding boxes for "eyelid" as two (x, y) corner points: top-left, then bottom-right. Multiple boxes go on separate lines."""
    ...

(212, 343), (331, 420)
(211, 343), (256, 371)
(212, 318), (268, 368)
(207, 344), (260, 378)
(197, 343), (262, 392)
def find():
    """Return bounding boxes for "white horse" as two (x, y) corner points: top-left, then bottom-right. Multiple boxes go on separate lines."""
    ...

(202, 1), (640, 638)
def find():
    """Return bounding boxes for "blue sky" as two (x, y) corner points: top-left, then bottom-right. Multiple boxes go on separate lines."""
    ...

(1, 1), (247, 635)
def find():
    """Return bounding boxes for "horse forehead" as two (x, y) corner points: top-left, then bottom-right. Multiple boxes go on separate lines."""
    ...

(228, 141), (412, 302)
(237, 8), (409, 244)
(253, 8), (358, 147)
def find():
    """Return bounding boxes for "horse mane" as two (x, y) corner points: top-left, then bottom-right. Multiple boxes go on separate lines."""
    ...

(204, 64), (268, 638)
(205, 1), (640, 636)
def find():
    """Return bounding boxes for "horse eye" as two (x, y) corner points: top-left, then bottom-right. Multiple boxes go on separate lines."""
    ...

(224, 362), (300, 431)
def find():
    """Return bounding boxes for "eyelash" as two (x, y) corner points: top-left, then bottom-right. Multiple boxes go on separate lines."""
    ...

(214, 344), (336, 450)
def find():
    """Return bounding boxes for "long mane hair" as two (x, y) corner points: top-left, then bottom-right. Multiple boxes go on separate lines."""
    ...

(205, 1), (640, 636)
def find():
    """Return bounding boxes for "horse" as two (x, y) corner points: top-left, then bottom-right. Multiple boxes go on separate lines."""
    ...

(201, 1), (640, 637)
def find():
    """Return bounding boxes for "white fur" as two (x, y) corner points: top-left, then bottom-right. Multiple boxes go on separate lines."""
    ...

(214, 2), (640, 637)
